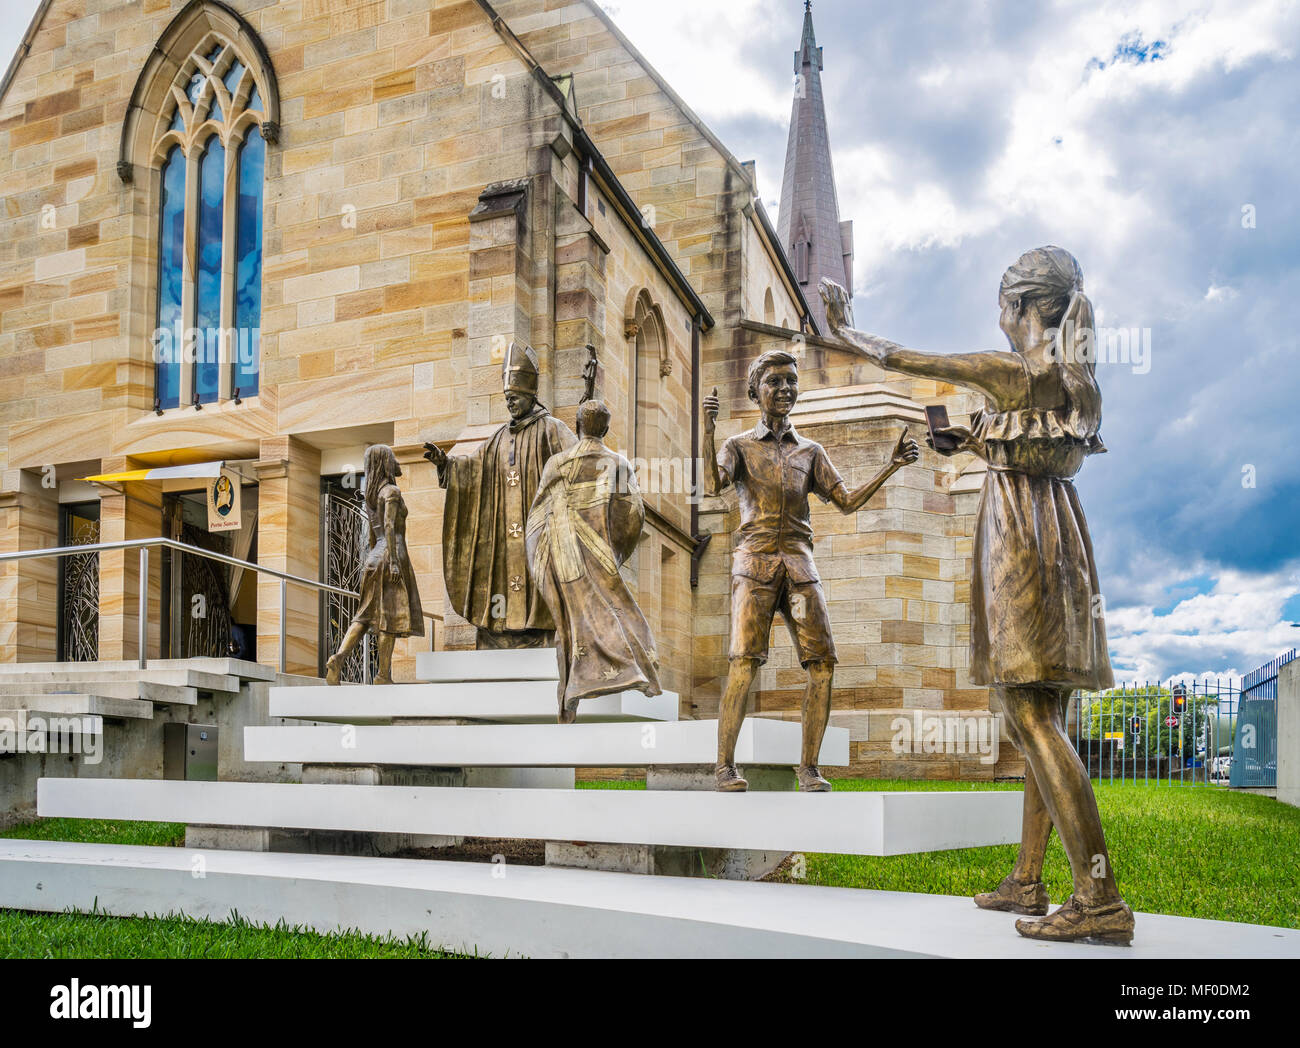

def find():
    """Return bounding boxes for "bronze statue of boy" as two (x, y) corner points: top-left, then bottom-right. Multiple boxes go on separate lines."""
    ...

(703, 349), (918, 791)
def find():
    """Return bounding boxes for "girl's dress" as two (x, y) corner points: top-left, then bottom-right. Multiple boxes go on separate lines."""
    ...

(968, 359), (1112, 690)
(352, 484), (424, 638)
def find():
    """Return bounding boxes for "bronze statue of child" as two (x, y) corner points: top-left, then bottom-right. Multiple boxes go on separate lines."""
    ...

(703, 349), (918, 792)
(821, 246), (1134, 946)
(325, 444), (424, 685)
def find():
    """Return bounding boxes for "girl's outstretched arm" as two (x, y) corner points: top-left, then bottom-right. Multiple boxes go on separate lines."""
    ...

(819, 278), (1024, 402)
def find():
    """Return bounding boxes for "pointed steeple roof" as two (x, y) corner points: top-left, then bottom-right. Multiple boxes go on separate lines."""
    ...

(796, 0), (821, 72)
(778, 1), (853, 332)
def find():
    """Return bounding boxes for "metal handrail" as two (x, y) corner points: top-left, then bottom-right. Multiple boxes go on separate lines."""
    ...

(0, 537), (442, 674)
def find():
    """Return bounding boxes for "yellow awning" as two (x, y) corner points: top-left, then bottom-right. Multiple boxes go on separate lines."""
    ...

(81, 462), (228, 484)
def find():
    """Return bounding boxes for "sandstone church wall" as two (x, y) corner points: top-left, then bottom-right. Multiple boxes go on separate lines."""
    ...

(0, 0), (1021, 778)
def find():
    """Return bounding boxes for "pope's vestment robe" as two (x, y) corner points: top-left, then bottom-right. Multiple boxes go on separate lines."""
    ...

(438, 405), (576, 644)
(526, 437), (661, 713)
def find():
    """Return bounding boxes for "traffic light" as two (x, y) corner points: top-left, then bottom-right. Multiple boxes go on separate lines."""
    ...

(1172, 683), (1187, 714)
(1130, 716), (1142, 734)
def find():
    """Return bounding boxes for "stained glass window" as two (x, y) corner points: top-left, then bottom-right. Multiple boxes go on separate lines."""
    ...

(151, 37), (267, 410)
(234, 129), (264, 397)
(194, 136), (225, 404)
(154, 145), (186, 410)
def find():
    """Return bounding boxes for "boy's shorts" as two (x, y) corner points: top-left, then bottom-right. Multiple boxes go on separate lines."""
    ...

(728, 564), (836, 666)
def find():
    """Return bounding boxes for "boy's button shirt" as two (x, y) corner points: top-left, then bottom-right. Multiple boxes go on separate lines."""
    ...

(716, 419), (846, 584)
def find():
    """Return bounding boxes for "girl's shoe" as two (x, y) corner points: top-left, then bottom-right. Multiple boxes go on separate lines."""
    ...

(1015, 895), (1135, 946)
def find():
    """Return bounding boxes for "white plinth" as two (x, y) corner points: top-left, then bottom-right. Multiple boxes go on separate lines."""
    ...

(243, 718), (847, 768)
(2, 840), (1296, 959)
(37, 778), (1015, 855)
(415, 648), (559, 682)
(269, 682), (679, 724)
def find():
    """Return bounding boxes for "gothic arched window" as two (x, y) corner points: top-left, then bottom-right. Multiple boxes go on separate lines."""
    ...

(155, 43), (266, 408)
(120, 3), (279, 413)
(627, 290), (670, 468)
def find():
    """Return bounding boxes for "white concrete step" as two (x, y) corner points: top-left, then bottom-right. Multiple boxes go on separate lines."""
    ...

(0, 667), (234, 698)
(0, 693), (153, 720)
(0, 658), (274, 683)
(3, 840), (1295, 959)
(415, 648), (559, 682)
(36, 777), (1014, 855)
(243, 718), (847, 768)
(0, 680), (196, 706)
(152, 657), (277, 682)
(268, 682), (679, 724)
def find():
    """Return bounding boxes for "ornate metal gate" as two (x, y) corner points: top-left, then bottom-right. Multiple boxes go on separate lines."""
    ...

(320, 479), (376, 682)
(177, 522), (234, 658)
(58, 506), (100, 662)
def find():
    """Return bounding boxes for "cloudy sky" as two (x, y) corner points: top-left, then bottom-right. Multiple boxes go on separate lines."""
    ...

(3, 0), (1297, 683)
(598, 0), (1300, 684)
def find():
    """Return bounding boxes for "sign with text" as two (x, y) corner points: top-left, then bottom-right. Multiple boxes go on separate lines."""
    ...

(207, 469), (242, 532)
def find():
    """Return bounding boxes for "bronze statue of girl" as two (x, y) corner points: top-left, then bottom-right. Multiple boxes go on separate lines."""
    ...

(821, 247), (1133, 946)
(325, 444), (424, 686)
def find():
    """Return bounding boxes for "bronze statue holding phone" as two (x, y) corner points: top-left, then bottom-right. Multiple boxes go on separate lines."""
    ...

(820, 247), (1134, 946)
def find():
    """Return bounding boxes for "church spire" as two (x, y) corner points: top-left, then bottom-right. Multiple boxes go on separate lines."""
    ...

(778, 0), (853, 333)
(796, 0), (820, 72)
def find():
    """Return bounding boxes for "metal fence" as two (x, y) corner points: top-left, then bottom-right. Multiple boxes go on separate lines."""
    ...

(1229, 649), (1294, 789)
(1069, 680), (1240, 787)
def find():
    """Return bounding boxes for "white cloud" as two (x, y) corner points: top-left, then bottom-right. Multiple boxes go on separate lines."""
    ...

(1106, 566), (1300, 681)
(835, 146), (999, 276)
(597, 0), (792, 124)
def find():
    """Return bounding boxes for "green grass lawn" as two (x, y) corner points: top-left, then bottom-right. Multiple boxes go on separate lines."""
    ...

(0, 910), (465, 959)
(765, 779), (1300, 930)
(1, 817), (186, 848)
(1, 778), (1296, 957)
(0, 819), (463, 958)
